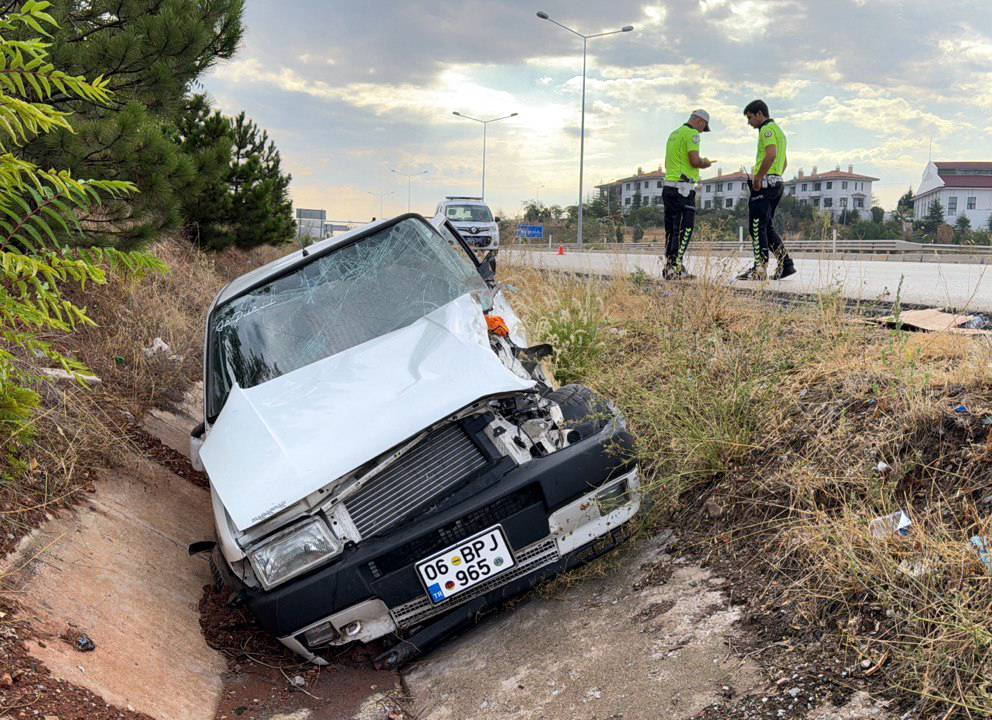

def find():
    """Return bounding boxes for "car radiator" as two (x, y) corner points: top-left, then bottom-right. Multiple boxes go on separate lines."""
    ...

(345, 423), (487, 539)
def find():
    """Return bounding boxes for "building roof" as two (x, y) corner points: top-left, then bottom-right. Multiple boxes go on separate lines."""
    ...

(937, 176), (992, 189)
(787, 170), (879, 183)
(701, 171), (749, 183)
(934, 161), (992, 171)
(596, 170), (665, 188)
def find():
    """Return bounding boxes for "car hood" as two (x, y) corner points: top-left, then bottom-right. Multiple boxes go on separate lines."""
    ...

(199, 292), (535, 531)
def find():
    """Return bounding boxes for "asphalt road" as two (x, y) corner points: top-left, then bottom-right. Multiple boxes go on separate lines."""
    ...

(507, 248), (992, 312)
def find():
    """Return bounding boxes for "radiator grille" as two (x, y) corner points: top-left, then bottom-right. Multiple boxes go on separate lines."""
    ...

(345, 424), (487, 538)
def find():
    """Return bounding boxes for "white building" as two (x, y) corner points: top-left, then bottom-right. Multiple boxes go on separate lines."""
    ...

(913, 162), (992, 229)
(700, 169), (749, 210)
(784, 165), (877, 217)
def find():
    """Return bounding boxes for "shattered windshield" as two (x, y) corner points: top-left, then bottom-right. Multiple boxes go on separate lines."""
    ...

(207, 218), (489, 419)
(445, 204), (493, 223)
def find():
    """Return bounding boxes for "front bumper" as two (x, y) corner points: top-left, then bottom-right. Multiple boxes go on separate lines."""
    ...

(225, 419), (638, 660)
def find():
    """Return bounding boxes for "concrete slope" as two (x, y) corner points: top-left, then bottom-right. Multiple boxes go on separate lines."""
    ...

(510, 248), (992, 312)
(5, 458), (224, 719)
(404, 533), (764, 720)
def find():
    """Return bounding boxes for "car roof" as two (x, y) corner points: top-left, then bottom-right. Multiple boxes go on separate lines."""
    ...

(212, 215), (406, 309)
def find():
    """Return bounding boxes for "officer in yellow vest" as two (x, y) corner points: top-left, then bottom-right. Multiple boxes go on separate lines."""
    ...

(737, 99), (796, 281)
(662, 109), (714, 279)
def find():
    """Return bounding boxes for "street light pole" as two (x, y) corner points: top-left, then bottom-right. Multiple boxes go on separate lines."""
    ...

(390, 168), (428, 212)
(452, 111), (518, 200)
(366, 190), (394, 218)
(536, 11), (634, 245)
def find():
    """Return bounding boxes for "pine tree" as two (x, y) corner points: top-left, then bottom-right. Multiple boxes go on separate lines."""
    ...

(15, 0), (244, 246)
(0, 1), (162, 433)
(895, 188), (915, 222)
(173, 94), (234, 249)
(228, 112), (294, 249)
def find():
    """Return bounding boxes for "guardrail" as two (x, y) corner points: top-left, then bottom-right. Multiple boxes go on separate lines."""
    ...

(512, 238), (992, 257)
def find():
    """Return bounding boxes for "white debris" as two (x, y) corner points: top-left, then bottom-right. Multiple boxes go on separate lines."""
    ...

(39, 367), (101, 385)
(143, 337), (171, 357)
(876, 461), (891, 473)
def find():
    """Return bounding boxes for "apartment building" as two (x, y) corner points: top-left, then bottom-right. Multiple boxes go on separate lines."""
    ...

(784, 165), (877, 217)
(699, 169), (749, 210)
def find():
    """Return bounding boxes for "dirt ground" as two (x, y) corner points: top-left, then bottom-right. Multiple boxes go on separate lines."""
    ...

(1, 386), (903, 720)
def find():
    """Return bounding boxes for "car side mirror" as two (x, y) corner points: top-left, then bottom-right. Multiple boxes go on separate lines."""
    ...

(190, 421), (206, 472)
(478, 253), (497, 286)
(494, 217), (501, 223)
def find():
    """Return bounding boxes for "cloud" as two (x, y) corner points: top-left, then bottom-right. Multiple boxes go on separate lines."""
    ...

(698, 0), (803, 43)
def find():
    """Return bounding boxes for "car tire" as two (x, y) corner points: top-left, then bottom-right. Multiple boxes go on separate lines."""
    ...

(546, 384), (610, 440)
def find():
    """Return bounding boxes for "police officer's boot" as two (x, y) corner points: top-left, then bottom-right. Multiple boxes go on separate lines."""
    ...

(662, 258), (678, 280)
(736, 263), (767, 281)
(771, 255), (796, 280)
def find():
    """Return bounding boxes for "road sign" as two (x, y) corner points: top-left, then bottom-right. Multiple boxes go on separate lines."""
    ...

(517, 224), (544, 240)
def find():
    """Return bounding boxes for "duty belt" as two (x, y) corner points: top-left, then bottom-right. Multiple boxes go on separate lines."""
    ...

(764, 175), (783, 187)
(663, 181), (696, 190)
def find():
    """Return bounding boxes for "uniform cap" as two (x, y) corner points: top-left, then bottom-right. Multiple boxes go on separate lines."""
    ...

(689, 109), (711, 132)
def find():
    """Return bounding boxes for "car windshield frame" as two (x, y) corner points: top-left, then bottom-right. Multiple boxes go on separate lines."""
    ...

(205, 215), (489, 422)
(445, 204), (494, 223)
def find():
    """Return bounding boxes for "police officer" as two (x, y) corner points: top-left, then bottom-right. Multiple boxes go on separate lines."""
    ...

(737, 100), (796, 281)
(662, 109), (714, 279)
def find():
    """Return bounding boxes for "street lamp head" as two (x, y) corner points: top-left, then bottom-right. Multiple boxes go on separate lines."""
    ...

(622, 25), (634, 32)
(536, 11), (549, 19)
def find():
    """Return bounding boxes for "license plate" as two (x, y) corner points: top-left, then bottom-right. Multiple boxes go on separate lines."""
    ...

(415, 525), (515, 604)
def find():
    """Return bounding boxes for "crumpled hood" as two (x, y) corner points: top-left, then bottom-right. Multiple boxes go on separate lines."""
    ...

(199, 293), (535, 531)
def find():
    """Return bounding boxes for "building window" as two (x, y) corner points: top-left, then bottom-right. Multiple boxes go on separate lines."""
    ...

(705, 184), (712, 193)
(741, 183), (747, 190)
(800, 199), (808, 207)
(653, 196), (662, 205)
(657, 181), (663, 188)
(968, 197), (977, 210)
(813, 198), (821, 207)
(813, 182), (822, 191)
(644, 182), (649, 189)
(624, 197), (631, 205)
(840, 197), (848, 207)
(717, 183), (724, 192)
(725, 198), (733, 209)
(704, 200), (712, 209)
(948, 197), (958, 213)
(625, 183), (631, 190)
(842, 181), (848, 189)
(824, 197), (833, 208)
(826, 181), (833, 189)
(855, 198), (864, 208)
(801, 183), (807, 192)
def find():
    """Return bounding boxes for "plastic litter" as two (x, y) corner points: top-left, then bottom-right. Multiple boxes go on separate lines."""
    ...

(953, 404), (969, 414)
(876, 461), (891, 474)
(75, 634), (96, 652)
(143, 337), (171, 357)
(869, 510), (912, 538)
(971, 536), (991, 573)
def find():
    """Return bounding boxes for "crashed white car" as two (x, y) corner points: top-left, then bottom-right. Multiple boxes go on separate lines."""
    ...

(191, 214), (640, 667)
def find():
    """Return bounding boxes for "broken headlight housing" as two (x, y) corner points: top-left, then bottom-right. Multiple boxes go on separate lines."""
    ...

(248, 519), (341, 590)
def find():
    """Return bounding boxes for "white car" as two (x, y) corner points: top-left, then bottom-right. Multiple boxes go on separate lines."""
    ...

(190, 214), (640, 667)
(435, 196), (500, 251)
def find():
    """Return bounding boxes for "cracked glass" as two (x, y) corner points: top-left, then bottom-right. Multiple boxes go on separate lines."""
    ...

(207, 218), (489, 420)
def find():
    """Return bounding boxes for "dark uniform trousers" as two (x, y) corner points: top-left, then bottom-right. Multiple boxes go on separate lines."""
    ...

(747, 182), (786, 265)
(662, 187), (696, 266)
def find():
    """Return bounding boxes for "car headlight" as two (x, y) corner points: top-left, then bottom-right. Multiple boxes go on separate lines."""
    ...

(248, 519), (341, 589)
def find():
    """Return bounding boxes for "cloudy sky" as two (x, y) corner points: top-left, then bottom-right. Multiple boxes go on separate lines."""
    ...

(203, 0), (992, 220)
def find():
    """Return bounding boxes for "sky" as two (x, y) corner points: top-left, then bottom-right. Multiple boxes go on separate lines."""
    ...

(202, 0), (992, 220)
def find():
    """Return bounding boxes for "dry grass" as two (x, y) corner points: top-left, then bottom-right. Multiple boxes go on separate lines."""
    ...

(502, 264), (992, 717)
(1, 236), (287, 561)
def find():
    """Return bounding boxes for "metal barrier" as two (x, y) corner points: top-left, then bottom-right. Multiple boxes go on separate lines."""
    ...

(512, 238), (992, 257)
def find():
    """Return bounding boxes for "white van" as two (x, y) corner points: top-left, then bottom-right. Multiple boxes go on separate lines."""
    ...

(435, 196), (500, 251)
